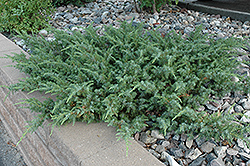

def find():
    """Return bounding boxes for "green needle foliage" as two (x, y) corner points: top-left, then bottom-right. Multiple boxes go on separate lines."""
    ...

(137, 0), (179, 13)
(0, 0), (55, 33)
(51, 0), (95, 7)
(6, 22), (250, 147)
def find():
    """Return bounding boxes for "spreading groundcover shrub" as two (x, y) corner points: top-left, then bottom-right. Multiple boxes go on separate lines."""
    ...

(136, 0), (179, 13)
(0, 0), (54, 33)
(52, 0), (95, 7)
(6, 22), (250, 147)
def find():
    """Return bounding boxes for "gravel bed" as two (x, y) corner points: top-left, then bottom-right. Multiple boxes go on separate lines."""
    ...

(6, 0), (250, 165)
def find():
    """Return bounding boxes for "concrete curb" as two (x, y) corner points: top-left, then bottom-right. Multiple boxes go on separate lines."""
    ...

(178, 0), (250, 22)
(0, 34), (164, 166)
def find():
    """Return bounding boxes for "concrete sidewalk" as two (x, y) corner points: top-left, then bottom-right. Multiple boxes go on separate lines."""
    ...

(0, 34), (164, 166)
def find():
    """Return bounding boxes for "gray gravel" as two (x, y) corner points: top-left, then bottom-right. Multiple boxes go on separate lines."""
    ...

(0, 120), (27, 166)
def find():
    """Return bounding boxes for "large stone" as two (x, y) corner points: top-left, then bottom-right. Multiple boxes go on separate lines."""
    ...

(69, 17), (78, 24)
(237, 139), (250, 153)
(240, 111), (250, 123)
(205, 103), (218, 111)
(172, 134), (180, 141)
(129, 13), (140, 19)
(179, 142), (188, 151)
(179, 134), (187, 142)
(80, 8), (92, 15)
(64, 13), (73, 20)
(246, 160), (250, 166)
(222, 101), (231, 110)
(101, 11), (109, 20)
(54, 15), (64, 21)
(160, 151), (168, 161)
(160, 152), (181, 166)
(184, 27), (194, 34)
(149, 18), (156, 24)
(226, 148), (239, 156)
(39, 30), (48, 37)
(155, 145), (166, 153)
(151, 130), (164, 139)
(242, 100), (250, 110)
(151, 144), (157, 149)
(186, 148), (202, 160)
(169, 148), (184, 158)
(239, 152), (250, 162)
(140, 132), (157, 144)
(214, 146), (227, 158)
(189, 156), (205, 166)
(187, 16), (194, 22)
(200, 141), (216, 153)
(148, 149), (160, 158)
(234, 104), (244, 113)
(186, 139), (193, 149)
(209, 158), (225, 166)
(206, 153), (217, 162)
(195, 136), (206, 147)
(238, 98), (247, 105)
(162, 141), (171, 148)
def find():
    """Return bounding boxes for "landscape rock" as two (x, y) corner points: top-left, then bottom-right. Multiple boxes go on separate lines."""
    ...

(160, 151), (169, 161)
(237, 139), (250, 153)
(172, 134), (180, 141)
(169, 148), (184, 158)
(180, 134), (187, 142)
(240, 111), (250, 123)
(242, 100), (250, 110)
(187, 16), (195, 22)
(214, 146), (227, 158)
(195, 136), (206, 147)
(246, 160), (250, 166)
(206, 103), (218, 111)
(239, 152), (250, 162)
(179, 142), (188, 151)
(151, 144), (157, 149)
(226, 148), (239, 156)
(200, 141), (216, 153)
(155, 145), (166, 153)
(234, 104), (244, 113)
(238, 98), (247, 105)
(184, 27), (194, 34)
(209, 158), (225, 166)
(222, 101), (231, 110)
(189, 156), (205, 166)
(151, 130), (165, 139)
(206, 153), (217, 162)
(162, 141), (171, 148)
(39, 29), (48, 37)
(148, 149), (160, 158)
(64, 13), (73, 19)
(186, 148), (202, 160)
(140, 132), (157, 144)
(161, 151), (180, 166)
(186, 139), (193, 149)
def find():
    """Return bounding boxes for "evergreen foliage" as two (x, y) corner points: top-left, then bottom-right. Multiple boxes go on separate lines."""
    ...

(52, 0), (95, 7)
(136, 0), (179, 13)
(0, 0), (54, 33)
(6, 22), (250, 147)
